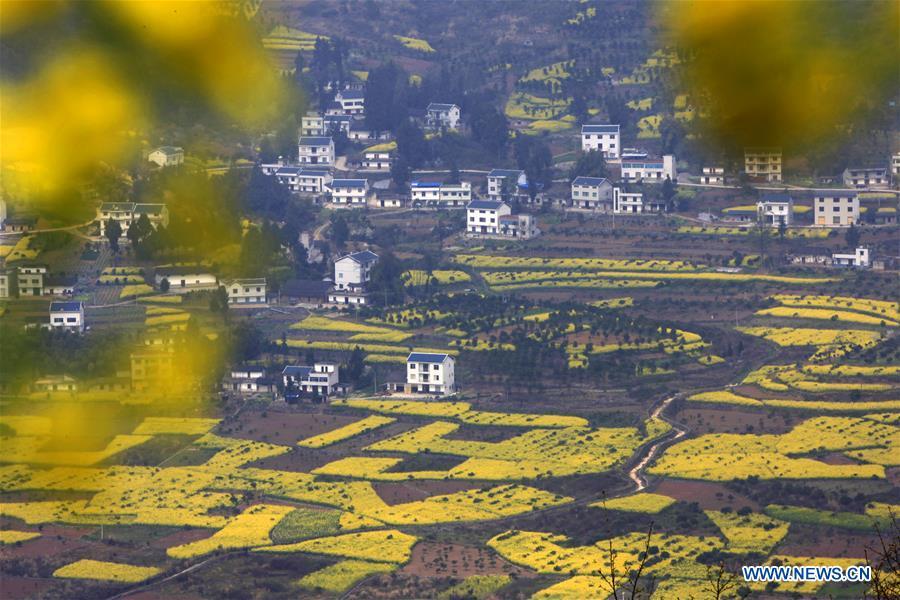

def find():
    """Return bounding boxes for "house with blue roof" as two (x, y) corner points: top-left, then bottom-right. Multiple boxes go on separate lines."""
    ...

(334, 90), (365, 116)
(405, 352), (455, 395)
(282, 362), (340, 402)
(426, 103), (460, 130)
(410, 180), (471, 208)
(328, 178), (369, 208)
(298, 136), (335, 166)
(328, 250), (379, 306)
(49, 301), (84, 332)
(581, 124), (620, 159)
(570, 176), (614, 212)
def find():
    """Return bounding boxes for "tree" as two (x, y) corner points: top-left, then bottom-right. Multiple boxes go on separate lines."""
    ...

(345, 346), (365, 384)
(231, 321), (264, 362)
(330, 214), (349, 248)
(469, 104), (509, 158)
(159, 277), (170, 292)
(396, 119), (429, 169)
(662, 177), (677, 212)
(777, 218), (787, 241)
(569, 150), (608, 180)
(367, 251), (405, 306)
(391, 154), (411, 190)
(864, 512), (899, 599)
(845, 222), (861, 248)
(209, 286), (230, 323)
(704, 561), (740, 600)
(105, 219), (122, 253)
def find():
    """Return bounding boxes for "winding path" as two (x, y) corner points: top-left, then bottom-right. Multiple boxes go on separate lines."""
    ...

(628, 394), (687, 491)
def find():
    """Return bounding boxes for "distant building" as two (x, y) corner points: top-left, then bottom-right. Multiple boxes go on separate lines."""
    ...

(329, 250), (379, 305)
(700, 166), (725, 185)
(757, 193), (794, 226)
(223, 365), (276, 395)
(33, 374), (79, 393)
(570, 177), (614, 211)
(813, 191), (859, 227)
(621, 148), (648, 160)
(16, 263), (46, 296)
(0, 199), (6, 229)
(621, 155), (677, 183)
(348, 120), (389, 142)
(49, 301), (84, 332)
(334, 90), (365, 115)
(362, 149), (393, 172)
(223, 278), (267, 306)
(410, 181), (472, 208)
(426, 103), (461, 130)
(0, 267), (12, 298)
(842, 167), (888, 190)
(97, 203), (169, 237)
(148, 146), (184, 167)
(581, 124), (620, 159)
(260, 165), (333, 195)
(153, 266), (217, 292)
(301, 111), (325, 136)
(324, 114), (353, 135)
(279, 278), (329, 305)
(832, 246), (871, 268)
(744, 147), (782, 182)
(892, 152), (900, 179)
(614, 186), (665, 214)
(406, 352), (455, 395)
(466, 199), (511, 235)
(788, 246), (832, 266)
(298, 137), (335, 166)
(329, 179), (369, 208)
(486, 169), (529, 203)
(498, 213), (539, 239)
(282, 363), (340, 401)
(1, 215), (36, 233)
(44, 275), (77, 296)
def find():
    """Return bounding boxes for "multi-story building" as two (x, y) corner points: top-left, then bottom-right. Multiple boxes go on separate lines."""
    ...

(44, 275), (77, 296)
(842, 167), (889, 190)
(148, 146), (184, 167)
(497, 213), (539, 239)
(757, 193), (794, 226)
(325, 114), (353, 136)
(329, 179), (369, 207)
(406, 352), (455, 395)
(410, 181), (472, 208)
(49, 301), (84, 332)
(329, 250), (378, 305)
(892, 153), (900, 179)
(813, 191), (859, 227)
(362, 149), (393, 172)
(16, 263), (46, 296)
(334, 90), (365, 115)
(466, 199), (511, 234)
(581, 124), (620, 159)
(613, 187), (665, 214)
(426, 103), (461, 130)
(301, 111), (325, 136)
(223, 278), (267, 306)
(621, 155), (677, 183)
(744, 147), (782, 182)
(570, 177), (614, 211)
(832, 247), (871, 269)
(0, 267), (13, 298)
(260, 165), (332, 195)
(222, 365), (275, 395)
(97, 203), (169, 237)
(282, 363), (340, 401)
(486, 169), (529, 203)
(153, 266), (218, 292)
(700, 166), (725, 184)
(298, 137), (335, 166)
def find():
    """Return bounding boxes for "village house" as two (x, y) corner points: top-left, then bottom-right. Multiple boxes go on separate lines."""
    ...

(813, 191), (859, 227)
(842, 167), (889, 190)
(832, 246), (871, 269)
(97, 203), (169, 237)
(744, 147), (782, 182)
(33, 374), (79, 394)
(426, 103), (461, 130)
(44, 275), (77, 296)
(1, 215), (37, 233)
(892, 152), (900, 179)
(329, 250), (379, 305)
(334, 90), (365, 115)
(700, 166), (725, 184)
(581, 124), (620, 159)
(325, 114), (353, 136)
(613, 186), (665, 214)
(49, 301), (84, 332)
(621, 148), (648, 160)
(570, 176), (614, 212)
(329, 179), (369, 208)
(621, 155), (677, 183)
(260, 164), (332, 195)
(369, 192), (404, 209)
(282, 363), (341, 402)
(757, 193), (794, 227)
(153, 266), (218, 292)
(148, 146), (184, 167)
(223, 365), (276, 395)
(0, 267), (11, 298)
(301, 111), (325, 136)
(498, 213), (539, 239)
(486, 169), (530, 203)
(405, 352), (455, 395)
(298, 137), (335, 166)
(466, 199), (511, 234)
(410, 180), (472, 208)
(16, 263), (46, 296)
(349, 120), (390, 142)
(223, 278), (267, 306)
(279, 278), (329, 305)
(361, 148), (393, 172)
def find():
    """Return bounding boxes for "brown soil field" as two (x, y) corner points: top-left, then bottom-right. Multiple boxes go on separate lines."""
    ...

(0, 524), (93, 560)
(150, 528), (216, 550)
(675, 407), (794, 435)
(220, 410), (359, 446)
(0, 576), (55, 599)
(374, 481), (483, 505)
(778, 524), (881, 558)
(653, 479), (760, 511)
(399, 542), (533, 579)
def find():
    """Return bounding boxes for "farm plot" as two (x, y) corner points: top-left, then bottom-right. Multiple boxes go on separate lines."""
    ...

(402, 270), (471, 287)
(741, 364), (897, 394)
(736, 326), (883, 361)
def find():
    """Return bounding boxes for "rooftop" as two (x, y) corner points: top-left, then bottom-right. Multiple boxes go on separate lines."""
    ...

(330, 179), (367, 188)
(408, 352), (451, 363)
(299, 136), (333, 146)
(572, 176), (609, 186)
(582, 124), (620, 134)
(50, 301), (82, 312)
(468, 199), (507, 210)
(487, 168), (524, 179)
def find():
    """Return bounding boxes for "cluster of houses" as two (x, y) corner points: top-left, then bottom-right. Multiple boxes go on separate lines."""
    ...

(0, 263), (77, 299)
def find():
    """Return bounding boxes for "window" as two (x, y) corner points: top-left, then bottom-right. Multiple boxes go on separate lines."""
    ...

(66, 317), (76, 323)
(433, 364), (439, 370)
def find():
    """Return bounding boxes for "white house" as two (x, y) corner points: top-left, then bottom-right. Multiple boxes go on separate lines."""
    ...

(16, 263), (46, 296)
(329, 250), (378, 305)
(700, 166), (725, 185)
(324, 114), (353, 136)
(498, 213), (539, 239)
(260, 165), (333, 195)
(843, 167), (889, 190)
(426, 103), (461, 130)
(486, 169), (529, 202)
(49, 301), (84, 332)
(832, 247), (871, 268)
(744, 147), (782, 182)
(282, 363), (340, 401)
(467, 199), (511, 234)
(621, 155), (677, 183)
(406, 352), (455, 395)
(813, 191), (859, 227)
(298, 137), (335, 167)
(148, 146), (184, 167)
(410, 181), (472, 208)
(223, 278), (267, 306)
(362, 149), (393, 172)
(154, 266), (218, 292)
(224, 365), (275, 395)
(892, 153), (900, 178)
(44, 275), (77, 296)
(581, 124), (620, 159)
(0, 268), (11, 298)
(334, 90), (365, 115)
(570, 176), (614, 211)
(613, 187), (665, 214)
(757, 193), (793, 226)
(329, 179), (369, 208)
(301, 111), (325, 136)
(97, 203), (169, 237)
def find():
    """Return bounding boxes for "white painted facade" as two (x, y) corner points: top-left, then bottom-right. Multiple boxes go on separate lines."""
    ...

(329, 179), (369, 207)
(843, 167), (889, 190)
(813, 193), (859, 227)
(298, 137), (335, 166)
(466, 200), (511, 234)
(581, 124), (620, 159)
(406, 353), (455, 395)
(570, 177), (614, 211)
(700, 166), (725, 184)
(49, 301), (84, 332)
(224, 278), (267, 305)
(148, 146), (184, 167)
(410, 181), (472, 208)
(621, 155), (677, 182)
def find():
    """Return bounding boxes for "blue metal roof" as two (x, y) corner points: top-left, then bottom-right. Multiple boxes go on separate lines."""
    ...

(408, 352), (450, 363)
(338, 90), (365, 100)
(50, 301), (82, 312)
(428, 103), (457, 111)
(760, 192), (792, 203)
(467, 199), (506, 210)
(299, 136), (332, 146)
(488, 169), (524, 179)
(344, 250), (379, 264)
(411, 181), (441, 188)
(282, 365), (313, 378)
(330, 179), (367, 188)
(572, 176), (609, 186)
(582, 124), (619, 134)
